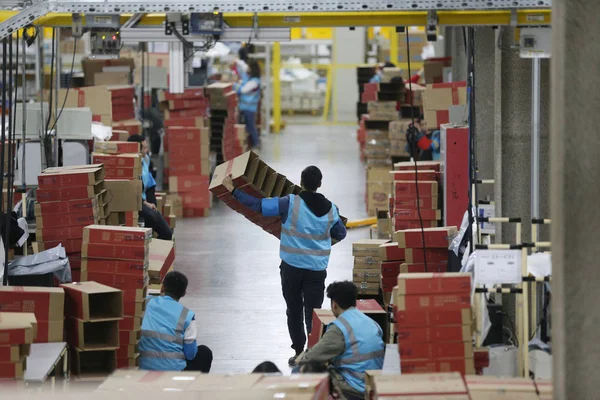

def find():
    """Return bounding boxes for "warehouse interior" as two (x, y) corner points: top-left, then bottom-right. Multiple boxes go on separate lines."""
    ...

(0, 0), (595, 398)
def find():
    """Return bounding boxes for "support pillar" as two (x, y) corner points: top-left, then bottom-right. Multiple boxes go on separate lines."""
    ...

(551, 1), (600, 398)
(271, 42), (281, 134)
(448, 27), (467, 82)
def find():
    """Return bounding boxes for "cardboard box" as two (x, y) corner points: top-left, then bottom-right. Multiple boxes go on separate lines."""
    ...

(67, 318), (119, 350)
(119, 330), (141, 346)
(378, 242), (406, 261)
(95, 71), (130, 86)
(112, 119), (142, 135)
(119, 316), (142, 331)
(123, 300), (145, 318)
(394, 160), (441, 172)
(424, 57), (452, 84)
(38, 167), (105, 188)
(0, 287), (64, 321)
(307, 309), (336, 348)
(401, 358), (475, 375)
(0, 313), (36, 344)
(0, 361), (25, 379)
(122, 288), (148, 304)
(356, 299), (387, 334)
(466, 376), (538, 400)
(367, 182), (392, 216)
(399, 262), (448, 274)
(356, 282), (380, 295)
(395, 293), (472, 311)
(169, 176), (210, 194)
(393, 208), (441, 221)
(71, 348), (117, 376)
(353, 269), (381, 283)
(36, 225), (86, 242)
(253, 374), (330, 400)
(36, 183), (106, 202)
(82, 258), (148, 277)
(394, 196), (439, 209)
(209, 151), (261, 196)
(391, 169), (439, 182)
(395, 227), (458, 249)
(34, 197), (98, 216)
(35, 320), (64, 343)
(352, 239), (389, 257)
(164, 116), (208, 129)
(105, 179), (143, 212)
(353, 256), (382, 269)
(36, 210), (98, 229)
(61, 282), (124, 322)
(148, 239), (175, 282)
(423, 81), (468, 128)
(83, 225), (152, 244)
(394, 180), (438, 197)
(373, 372), (468, 398)
(82, 242), (149, 261)
(405, 248), (448, 264)
(380, 261), (402, 277)
(399, 340), (474, 360)
(94, 141), (140, 155)
(82, 272), (149, 290)
(35, 237), (83, 254)
(397, 272), (471, 295)
(92, 153), (141, 168)
(116, 355), (140, 369)
(394, 220), (439, 231)
(81, 58), (134, 86)
(0, 343), (30, 363)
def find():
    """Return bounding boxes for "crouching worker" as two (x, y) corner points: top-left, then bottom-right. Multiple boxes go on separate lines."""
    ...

(139, 271), (213, 372)
(295, 281), (385, 400)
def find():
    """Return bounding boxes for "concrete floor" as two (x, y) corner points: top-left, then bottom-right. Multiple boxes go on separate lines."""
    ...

(175, 124), (370, 374)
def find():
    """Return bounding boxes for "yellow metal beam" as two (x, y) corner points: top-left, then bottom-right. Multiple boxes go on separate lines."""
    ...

(271, 42), (282, 134)
(388, 27), (398, 65)
(346, 217), (377, 229)
(0, 10), (551, 28)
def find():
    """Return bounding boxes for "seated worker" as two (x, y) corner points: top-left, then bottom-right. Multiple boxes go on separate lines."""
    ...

(405, 115), (439, 161)
(295, 281), (385, 400)
(139, 271), (213, 372)
(127, 134), (173, 240)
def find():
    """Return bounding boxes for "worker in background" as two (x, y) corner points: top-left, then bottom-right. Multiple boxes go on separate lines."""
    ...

(127, 134), (173, 240)
(222, 166), (347, 366)
(369, 62), (395, 84)
(234, 58), (262, 149)
(405, 115), (440, 161)
(296, 281), (385, 400)
(139, 271), (213, 372)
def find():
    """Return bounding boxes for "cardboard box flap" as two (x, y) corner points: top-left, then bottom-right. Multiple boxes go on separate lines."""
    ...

(148, 239), (175, 281)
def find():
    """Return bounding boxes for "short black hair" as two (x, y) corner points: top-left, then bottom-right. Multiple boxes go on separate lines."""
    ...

(301, 166), (322, 192)
(248, 59), (261, 79)
(252, 361), (281, 374)
(383, 61), (396, 68)
(326, 281), (358, 310)
(127, 134), (146, 143)
(162, 271), (188, 300)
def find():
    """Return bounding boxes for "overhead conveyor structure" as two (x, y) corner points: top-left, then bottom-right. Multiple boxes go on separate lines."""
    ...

(0, 0), (551, 39)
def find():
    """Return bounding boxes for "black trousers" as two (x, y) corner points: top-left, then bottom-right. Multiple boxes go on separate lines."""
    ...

(184, 345), (213, 373)
(280, 261), (327, 353)
(139, 204), (173, 240)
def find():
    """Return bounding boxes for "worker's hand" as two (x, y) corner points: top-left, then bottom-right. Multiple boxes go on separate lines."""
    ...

(222, 175), (235, 193)
(144, 201), (157, 211)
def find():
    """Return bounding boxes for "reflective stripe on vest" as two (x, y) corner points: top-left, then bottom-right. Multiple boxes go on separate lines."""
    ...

(138, 296), (194, 371)
(279, 194), (339, 271)
(330, 308), (385, 393)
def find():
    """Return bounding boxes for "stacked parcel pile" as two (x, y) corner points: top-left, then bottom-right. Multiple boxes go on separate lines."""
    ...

(466, 376), (540, 400)
(423, 81), (467, 129)
(206, 83), (237, 165)
(371, 372), (470, 399)
(395, 272), (474, 375)
(92, 146), (143, 227)
(61, 282), (124, 376)
(388, 119), (412, 159)
(352, 239), (388, 297)
(35, 165), (109, 281)
(159, 88), (209, 122)
(79, 225), (152, 369)
(392, 161), (441, 233)
(378, 242), (405, 301)
(394, 227), (455, 273)
(166, 127), (212, 218)
(365, 166), (393, 217)
(356, 66), (373, 120)
(223, 123), (249, 161)
(0, 313), (36, 379)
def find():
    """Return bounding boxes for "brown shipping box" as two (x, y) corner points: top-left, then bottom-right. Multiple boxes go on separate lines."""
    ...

(82, 58), (135, 87)
(61, 282), (124, 322)
(0, 287), (64, 322)
(71, 348), (117, 376)
(95, 72), (131, 86)
(373, 372), (468, 398)
(352, 239), (389, 257)
(209, 151), (261, 196)
(148, 239), (175, 283)
(105, 179), (143, 212)
(0, 313), (36, 345)
(67, 318), (119, 350)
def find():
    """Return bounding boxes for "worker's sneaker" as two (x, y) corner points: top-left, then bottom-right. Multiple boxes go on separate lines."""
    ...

(288, 352), (302, 366)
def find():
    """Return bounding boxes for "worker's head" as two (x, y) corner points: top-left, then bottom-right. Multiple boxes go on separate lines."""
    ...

(248, 59), (261, 79)
(327, 281), (358, 317)
(238, 46), (249, 62)
(300, 166), (322, 192)
(161, 271), (189, 301)
(383, 61), (396, 68)
(127, 134), (148, 156)
(252, 361), (281, 374)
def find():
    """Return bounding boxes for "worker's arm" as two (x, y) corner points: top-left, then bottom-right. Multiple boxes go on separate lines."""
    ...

(297, 325), (346, 365)
(239, 79), (259, 94)
(330, 206), (347, 241)
(223, 176), (289, 219)
(182, 317), (198, 360)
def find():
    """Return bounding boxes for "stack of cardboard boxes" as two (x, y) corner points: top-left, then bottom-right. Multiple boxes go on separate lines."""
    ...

(0, 313), (36, 379)
(61, 282), (124, 376)
(0, 287), (64, 343)
(206, 83), (237, 165)
(148, 239), (176, 288)
(378, 242), (405, 299)
(78, 225), (152, 368)
(35, 165), (109, 281)
(223, 123), (248, 161)
(93, 141), (142, 227)
(392, 161), (441, 232)
(371, 372), (470, 399)
(395, 272), (474, 375)
(209, 151), (299, 239)
(166, 126), (212, 218)
(365, 166), (393, 217)
(388, 119), (412, 158)
(363, 119), (392, 166)
(159, 88), (209, 121)
(466, 377), (540, 400)
(352, 239), (388, 296)
(394, 227), (455, 272)
(356, 115), (368, 162)
(424, 57), (453, 84)
(356, 67), (373, 120)
(423, 81), (468, 129)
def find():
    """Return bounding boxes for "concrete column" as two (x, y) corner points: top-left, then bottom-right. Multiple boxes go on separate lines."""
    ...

(499, 27), (550, 244)
(449, 27), (467, 82)
(332, 27), (365, 123)
(551, 1), (600, 398)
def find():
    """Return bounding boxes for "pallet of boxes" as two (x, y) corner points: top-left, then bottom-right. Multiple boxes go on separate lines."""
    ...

(352, 239), (388, 298)
(365, 165), (393, 218)
(61, 282), (124, 377)
(78, 225), (152, 369)
(34, 165), (110, 282)
(93, 140), (143, 227)
(0, 313), (36, 379)
(206, 83), (238, 165)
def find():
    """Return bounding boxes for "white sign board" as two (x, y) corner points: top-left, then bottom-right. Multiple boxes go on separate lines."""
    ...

(475, 249), (522, 285)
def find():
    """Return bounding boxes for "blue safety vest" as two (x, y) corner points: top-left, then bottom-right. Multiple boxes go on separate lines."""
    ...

(278, 194), (340, 271)
(141, 155), (156, 201)
(238, 77), (261, 112)
(139, 295), (194, 371)
(369, 73), (382, 84)
(330, 308), (385, 394)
